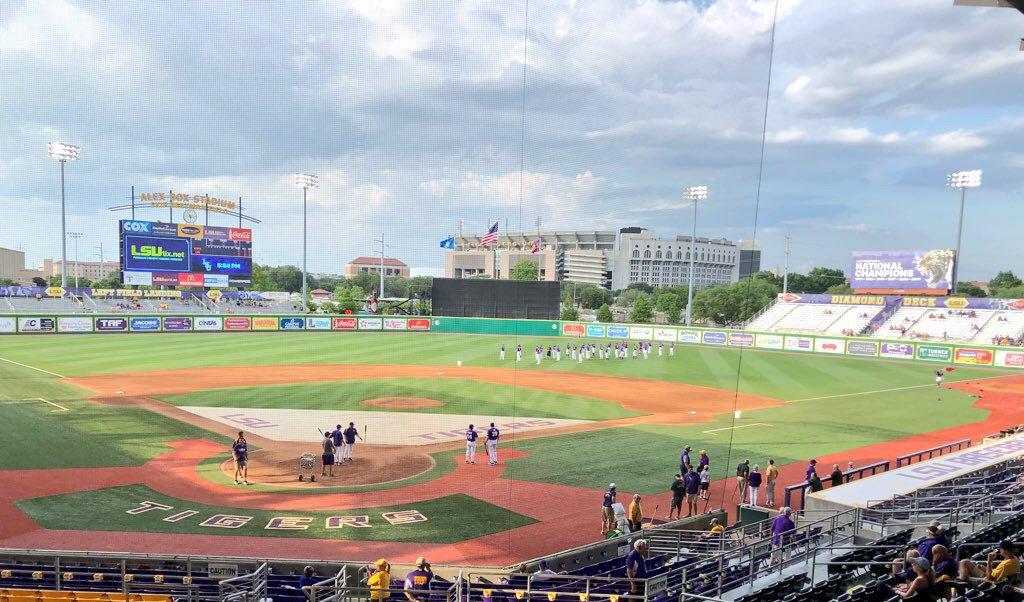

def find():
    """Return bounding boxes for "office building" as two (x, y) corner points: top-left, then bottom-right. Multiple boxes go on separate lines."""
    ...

(445, 231), (615, 286)
(344, 257), (410, 278)
(738, 240), (762, 279)
(609, 227), (740, 290)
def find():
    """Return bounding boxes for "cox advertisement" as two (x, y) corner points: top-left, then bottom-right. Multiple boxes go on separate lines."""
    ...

(18, 317), (55, 333)
(851, 250), (954, 292)
(953, 348), (993, 365)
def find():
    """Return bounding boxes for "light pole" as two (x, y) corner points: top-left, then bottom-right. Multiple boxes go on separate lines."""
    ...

(683, 185), (708, 325)
(946, 170), (982, 294)
(68, 232), (83, 289)
(46, 141), (81, 290)
(374, 233), (388, 305)
(292, 174), (318, 313)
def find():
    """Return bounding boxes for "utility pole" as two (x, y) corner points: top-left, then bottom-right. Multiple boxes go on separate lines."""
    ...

(68, 232), (83, 288)
(783, 232), (791, 294)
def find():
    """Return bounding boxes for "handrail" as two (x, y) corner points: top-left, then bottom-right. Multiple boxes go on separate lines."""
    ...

(784, 460), (890, 509)
(895, 438), (971, 467)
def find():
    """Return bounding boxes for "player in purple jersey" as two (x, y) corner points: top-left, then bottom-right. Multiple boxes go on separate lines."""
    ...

(341, 422), (363, 462)
(465, 424), (479, 464)
(485, 422), (500, 465)
(232, 431), (250, 485)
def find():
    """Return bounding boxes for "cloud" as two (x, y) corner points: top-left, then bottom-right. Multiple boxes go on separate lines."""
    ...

(926, 129), (989, 154)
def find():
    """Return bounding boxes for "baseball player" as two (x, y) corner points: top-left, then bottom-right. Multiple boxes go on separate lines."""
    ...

(516, 344), (522, 362)
(658, 342), (663, 357)
(500, 344), (505, 361)
(321, 431), (336, 477)
(669, 342), (675, 357)
(605, 343), (611, 360)
(935, 369), (945, 387)
(535, 345), (542, 365)
(555, 344), (561, 362)
(485, 422), (500, 465)
(341, 422), (363, 461)
(465, 424), (479, 464)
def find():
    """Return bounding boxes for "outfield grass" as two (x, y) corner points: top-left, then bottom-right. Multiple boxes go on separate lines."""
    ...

(162, 378), (642, 420)
(16, 484), (535, 543)
(505, 383), (988, 494)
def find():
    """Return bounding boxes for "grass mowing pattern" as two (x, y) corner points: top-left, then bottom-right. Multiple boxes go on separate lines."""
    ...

(16, 484), (535, 543)
(162, 378), (641, 421)
(505, 384), (987, 494)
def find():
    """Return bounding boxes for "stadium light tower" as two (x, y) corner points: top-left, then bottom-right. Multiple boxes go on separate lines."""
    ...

(683, 185), (708, 326)
(46, 141), (81, 290)
(293, 173), (318, 312)
(68, 232), (83, 289)
(946, 170), (982, 294)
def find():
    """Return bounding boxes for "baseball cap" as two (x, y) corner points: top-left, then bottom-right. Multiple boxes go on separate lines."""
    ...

(1000, 540), (1015, 553)
(374, 559), (388, 568)
(415, 557), (428, 567)
(609, 483), (616, 489)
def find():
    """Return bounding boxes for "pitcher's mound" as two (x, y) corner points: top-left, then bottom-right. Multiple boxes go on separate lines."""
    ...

(362, 396), (442, 409)
(225, 444), (436, 488)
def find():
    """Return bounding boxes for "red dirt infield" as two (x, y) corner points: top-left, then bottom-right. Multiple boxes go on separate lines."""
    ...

(0, 368), (1021, 566)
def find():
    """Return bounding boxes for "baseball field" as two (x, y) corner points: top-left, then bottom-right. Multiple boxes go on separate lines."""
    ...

(0, 330), (1021, 566)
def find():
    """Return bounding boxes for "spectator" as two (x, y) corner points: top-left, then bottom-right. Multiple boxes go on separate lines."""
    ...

(698, 464), (711, 501)
(625, 539), (648, 594)
(808, 471), (823, 493)
(698, 449), (709, 472)
(368, 559), (391, 602)
(700, 518), (724, 539)
(892, 549), (921, 583)
(601, 483), (617, 534)
(532, 560), (556, 581)
(959, 540), (1020, 585)
(764, 459), (779, 507)
(829, 464), (844, 488)
(668, 474), (685, 520)
(805, 459), (819, 483)
(736, 459), (750, 500)
(403, 557), (434, 602)
(628, 494), (644, 532)
(932, 545), (957, 582)
(893, 557), (934, 600)
(748, 465), (762, 506)
(770, 507), (796, 565)
(679, 445), (692, 474)
(298, 566), (318, 601)
(917, 523), (949, 561)
(684, 465), (700, 517)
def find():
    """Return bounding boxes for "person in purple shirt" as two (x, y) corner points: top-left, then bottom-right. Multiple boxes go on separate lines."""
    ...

(698, 449), (710, 471)
(625, 539), (648, 594)
(683, 465), (700, 516)
(232, 431), (250, 485)
(601, 483), (617, 534)
(465, 424), (479, 464)
(679, 445), (692, 473)
(916, 524), (950, 561)
(341, 422), (362, 462)
(931, 545), (957, 581)
(805, 459), (819, 482)
(770, 507), (796, 565)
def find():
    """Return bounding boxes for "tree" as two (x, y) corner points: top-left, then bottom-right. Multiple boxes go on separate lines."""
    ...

(989, 271), (1022, 292)
(251, 263), (272, 290)
(31, 277), (47, 287)
(626, 282), (653, 294)
(615, 288), (639, 308)
(596, 303), (613, 323)
(579, 285), (611, 309)
(0, 278), (14, 286)
(655, 292), (682, 315)
(265, 265), (304, 292)
(630, 294), (653, 323)
(666, 304), (682, 324)
(804, 267), (847, 293)
(93, 272), (121, 289)
(333, 284), (366, 312)
(692, 278), (778, 325)
(510, 260), (539, 281)
(954, 281), (986, 298)
(991, 284), (1024, 299)
(825, 283), (854, 294)
(752, 271), (783, 289)
(560, 306), (579, 321)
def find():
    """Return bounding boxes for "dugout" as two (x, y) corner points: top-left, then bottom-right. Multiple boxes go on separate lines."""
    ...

(431, 278), (561, 319)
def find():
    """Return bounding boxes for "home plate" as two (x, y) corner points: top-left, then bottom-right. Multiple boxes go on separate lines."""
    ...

(181, 407), (591, 446)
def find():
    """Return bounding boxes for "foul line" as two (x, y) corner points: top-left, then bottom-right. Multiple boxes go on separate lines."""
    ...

(24, 397), (70, 412)
(0, 356), (64, 378)
(788, 373), (1015, 404)
(703, 423), (771, 435)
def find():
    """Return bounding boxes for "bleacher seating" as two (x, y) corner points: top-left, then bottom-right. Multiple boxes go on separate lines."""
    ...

(872, 307), (928, 339)
(747, 302), (798, 331)
(5, 298), (89, 314)
(976, 311), (1024, 346)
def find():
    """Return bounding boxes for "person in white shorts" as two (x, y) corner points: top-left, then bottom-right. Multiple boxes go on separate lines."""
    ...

(485, 423), (500, 465)
(465, 424), (478, 464)
(499, 345), (505, 360)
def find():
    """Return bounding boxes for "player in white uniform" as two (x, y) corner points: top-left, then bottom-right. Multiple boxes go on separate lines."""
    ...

(669, 342), (675, 357)
(485, 423), (500, 465)
(516, 344), (522, 362)
(500, 345), (505, 361)
(465, 424), (478, 464)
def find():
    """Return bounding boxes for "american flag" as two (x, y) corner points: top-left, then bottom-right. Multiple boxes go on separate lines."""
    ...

(530, 238), (541, 253)
(480, 222), (499, 247)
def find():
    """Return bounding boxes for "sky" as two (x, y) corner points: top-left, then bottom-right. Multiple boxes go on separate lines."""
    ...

(1, 0), (1023, 280)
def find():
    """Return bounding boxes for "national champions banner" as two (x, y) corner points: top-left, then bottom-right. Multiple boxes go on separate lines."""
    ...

(851, 250), (955, 292)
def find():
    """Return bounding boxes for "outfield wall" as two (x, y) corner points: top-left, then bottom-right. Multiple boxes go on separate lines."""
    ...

(0, 313), (1021, 369)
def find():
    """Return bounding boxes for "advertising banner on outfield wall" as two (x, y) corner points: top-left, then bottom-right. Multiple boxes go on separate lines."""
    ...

(0, 317), (14, 333)
(755, 333), (784, 349)
(953, 348), (993, 365)
(251, 317), (278, 331)
(383, 318), (407, 331)
(654, 328), (677, 342)
(95, 317), (128, 332)
(916, 344), (952, 362)
(223, 317), (251, 331)
(784, 336), (813, 352)
(18, 317), (54, 333)
(358, 318), (382, 330)
(129, 317), (161, 332)
(846, 341), (879, 357)
(162, 317), (193, 331)
(586, 324), (606, 337)
(306, 317), (331, 330)
(728, 332), (754, 347)
(332, 317), (357, 330)
(58, 316), (93, 333)
(702, 331), (727, 345)
(677, 329), (701, 344)
(814, 338), (844, 354)
(880, 342), (914, 359)
(996, 350), (1024, 368)
(279, 317), (305, 330)
(194, 317), (223, 331)
(562, 323), (585, 336)
(607, 326), (628, 338)
(629, 326), (653, 340)
(407, 318), (430, 331)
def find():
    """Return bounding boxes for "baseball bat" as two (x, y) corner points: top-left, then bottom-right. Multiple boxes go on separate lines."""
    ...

(364, 424), (368, 443)
(644, 505), (660, 529)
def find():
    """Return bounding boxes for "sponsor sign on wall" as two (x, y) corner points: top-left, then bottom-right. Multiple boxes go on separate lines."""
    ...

(194, 317), (223, 331)
(755, 333), (784, 349)
(784, 336), (813, 351)
(562, 323), (585, 336)
(223, 317), (251, 331)
(122, 271), (153, 286)
(880, 342), (914, 359)
(251, 317), (278, 331)
(383, 318), (407, 331)
(728, 332), (754, 347)
(851, 250), (954, 291)
(58, 316), (93, 333)
(332, 317), (357, 330)
(629, 326), (653, 340)
(129, 317), (161, 332)
(586, 324), (606, 337)
(306, 317), (331, 330)
(607, 325), (628, 338)
(814, 337), (844, 354)
(0, 317), (15, 333)
(358, 318), (383, 330)
(953, 348), (993, 366)
(279, 317), (305, 330)
(846, 341), (880, 357)
(702, 331), (727, 345)
(654, 328), (677, 342)
(18, 317), (55, 333)
(996, 350), (1024, 368)
(916, 344), (952, 362)
(407, 318), (431, 331)
(677, 329), (701, 343)
(162, 317), (193, 331)
(95, 317), (129, 332)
